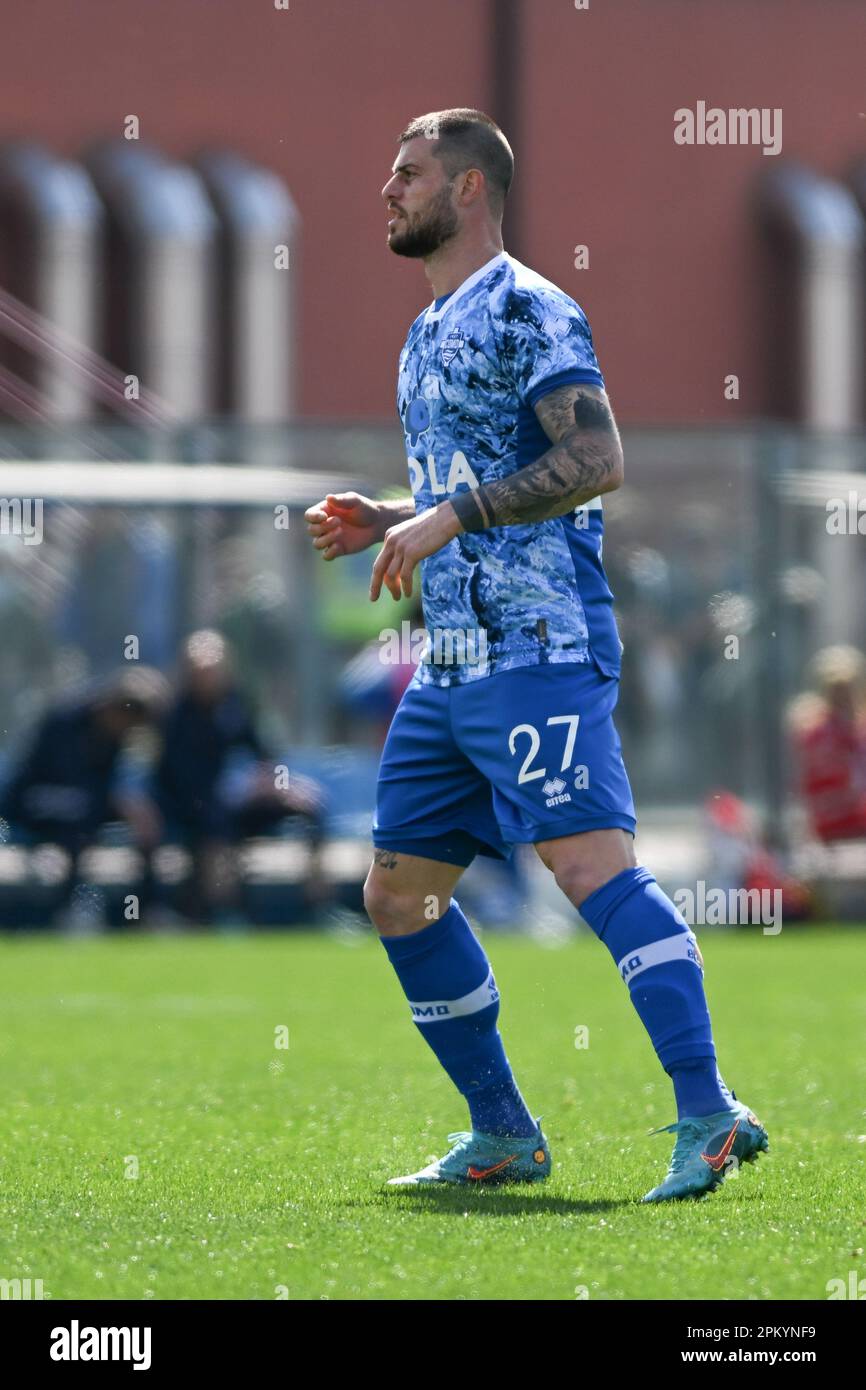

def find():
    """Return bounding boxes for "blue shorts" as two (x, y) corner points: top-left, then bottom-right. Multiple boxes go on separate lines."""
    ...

(373, 661), (636, 866)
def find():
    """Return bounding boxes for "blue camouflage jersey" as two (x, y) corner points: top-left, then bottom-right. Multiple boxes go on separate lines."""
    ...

(397, 251), (622, 687)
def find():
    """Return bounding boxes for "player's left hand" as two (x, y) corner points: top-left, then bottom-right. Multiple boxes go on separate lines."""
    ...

(369, 502), (462, 601)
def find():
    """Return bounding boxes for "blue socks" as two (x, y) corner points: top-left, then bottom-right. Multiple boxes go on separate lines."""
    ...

(380, 870), (734, 1133)
(579, 866), (735, 1119)
(672, 1059), (735, 1118)
(379, 901), (537, 1138)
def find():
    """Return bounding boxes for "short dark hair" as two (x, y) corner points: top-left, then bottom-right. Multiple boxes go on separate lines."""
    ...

(93, 665), (170, 720)
(398, 109), (513, 213)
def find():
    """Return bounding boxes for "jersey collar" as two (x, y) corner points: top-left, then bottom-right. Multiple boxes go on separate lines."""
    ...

(424, 251), (508, 324)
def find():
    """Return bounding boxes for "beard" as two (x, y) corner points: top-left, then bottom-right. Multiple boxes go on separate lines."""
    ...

(388, 184), (458, 258)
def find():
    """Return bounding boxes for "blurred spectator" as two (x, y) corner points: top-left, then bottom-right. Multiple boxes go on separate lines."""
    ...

(337, 597), (423, 746)
(789, 645), (866, 843)
(704, 789), (812, 921)
(153, 629), (325, 925)
(0, 665), (169, 920)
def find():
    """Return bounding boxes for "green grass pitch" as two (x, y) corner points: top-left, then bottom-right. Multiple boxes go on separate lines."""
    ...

(0, 925), (864, 1301)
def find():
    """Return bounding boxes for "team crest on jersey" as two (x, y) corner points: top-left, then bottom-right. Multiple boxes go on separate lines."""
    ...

(441, 330), (465, 365)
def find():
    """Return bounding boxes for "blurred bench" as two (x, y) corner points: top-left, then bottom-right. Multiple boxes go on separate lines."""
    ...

(0, 746), (380, 928)
(0, 834), (374, 928)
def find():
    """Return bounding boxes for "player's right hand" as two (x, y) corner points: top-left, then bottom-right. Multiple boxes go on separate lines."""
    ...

(304, 492), (381, 560)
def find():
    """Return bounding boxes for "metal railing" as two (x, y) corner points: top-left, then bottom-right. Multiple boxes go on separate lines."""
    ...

(0, 422), (863, 846)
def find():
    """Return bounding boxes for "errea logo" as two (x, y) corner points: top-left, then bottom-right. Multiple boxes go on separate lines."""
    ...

(542, 777), (571, 808)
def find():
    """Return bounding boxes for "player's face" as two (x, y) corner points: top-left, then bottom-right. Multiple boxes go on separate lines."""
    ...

(382, 137), (458, 258)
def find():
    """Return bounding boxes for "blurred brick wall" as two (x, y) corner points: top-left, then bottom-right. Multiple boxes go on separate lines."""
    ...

(0, 0), (863, 423)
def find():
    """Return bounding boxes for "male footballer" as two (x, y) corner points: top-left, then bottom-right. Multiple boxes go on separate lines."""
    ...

(305, 109), (767, 1200)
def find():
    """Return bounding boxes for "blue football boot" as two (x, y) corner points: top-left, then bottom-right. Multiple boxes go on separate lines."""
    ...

(387, 1122), (551, 1187)
(642, 1099), (769, 1203)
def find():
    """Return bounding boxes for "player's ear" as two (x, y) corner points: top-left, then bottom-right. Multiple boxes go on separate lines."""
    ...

(456, 168), (484, 206)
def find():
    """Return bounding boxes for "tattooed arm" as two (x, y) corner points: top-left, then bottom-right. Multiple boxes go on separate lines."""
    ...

(448, 384), (624, 531)
(368, 384), (623, 599)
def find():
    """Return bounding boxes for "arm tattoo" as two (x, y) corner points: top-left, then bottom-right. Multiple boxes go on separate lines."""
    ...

(450, 385), (623, 531)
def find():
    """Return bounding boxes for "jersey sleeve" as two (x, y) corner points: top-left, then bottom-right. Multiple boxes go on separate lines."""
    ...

(499, 287), (605, 407)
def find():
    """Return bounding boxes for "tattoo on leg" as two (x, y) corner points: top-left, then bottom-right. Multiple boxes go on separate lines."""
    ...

(373, 848), (399, 870)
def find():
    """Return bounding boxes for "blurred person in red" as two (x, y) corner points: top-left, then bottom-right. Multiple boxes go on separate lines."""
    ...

(789, 645), (866, 843)
(703, 790), (812, 922)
